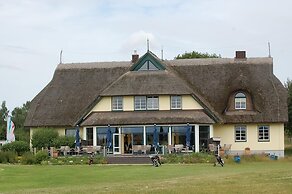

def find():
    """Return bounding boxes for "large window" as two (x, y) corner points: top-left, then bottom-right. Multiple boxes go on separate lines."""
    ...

(112, 96), (123, 111)
(134, 96), (147, 110)
(147, 96), (159, 110)
(146, 126), (168, 146)
(96, 127), (117, 146)
(199, 126), (210, 151)
(235, 92), (246, 110)
(86, 127), (93, 146)
(122, 127), (144, 145)
(235, 125), (247, 142)
(172, 126), (195, 146)
(171, 96), (182, 109)
(258, 125), (270, 142)
(134, 96), (159, 110)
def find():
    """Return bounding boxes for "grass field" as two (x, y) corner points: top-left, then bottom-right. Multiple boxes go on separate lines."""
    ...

(0, 161), (292, 194)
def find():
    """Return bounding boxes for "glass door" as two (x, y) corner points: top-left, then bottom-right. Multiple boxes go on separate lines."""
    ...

(113, 133), (121, 154)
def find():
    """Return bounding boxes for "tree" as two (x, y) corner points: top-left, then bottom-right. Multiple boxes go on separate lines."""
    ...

(285, 79), (292, 141)
(11, 101), (30, 142)
(175, 51), (221, 59)
(31, 128), (59, 149)
(0, 101), (9, 140)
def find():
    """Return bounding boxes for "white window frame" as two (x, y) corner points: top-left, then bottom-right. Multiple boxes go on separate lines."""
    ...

(171, 95), (182, 110)
(235, 92), (246, 110)
(112, 96), (123, 111)
(258, 125), (270, 142)
(235, 125), (247, 142)
(134, 96), (147, 110)
(147, 96), (159, 110)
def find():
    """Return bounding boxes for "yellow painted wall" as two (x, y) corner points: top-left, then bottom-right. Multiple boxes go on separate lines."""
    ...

(124, 96), (134, 111)
(182, 95), (203, 110)
(213, 123), (284, 151)
(90, 95), (203, 112)
(159, 96), (170, 110)
(91, 97), (111, 112)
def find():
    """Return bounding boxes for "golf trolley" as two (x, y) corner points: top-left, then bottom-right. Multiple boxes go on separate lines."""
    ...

(149, 148), (161, 167)
(213, 144), (224, 167)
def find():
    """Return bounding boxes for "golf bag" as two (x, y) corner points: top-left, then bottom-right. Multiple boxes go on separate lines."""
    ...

(150, 154), (161, 167)
(214, 155), (224, 167)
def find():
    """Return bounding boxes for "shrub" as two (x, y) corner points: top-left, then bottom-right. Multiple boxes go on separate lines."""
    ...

(0, 151), (17, 164)
(35, 150), (49, 164)
(52, 136), (75, 148)
(31, 128), (59, 149)
(21, 152), (36, 164)
(1, 141), (30, 155)
(162, 152), (214, 164)
(285, 147), (292, 156)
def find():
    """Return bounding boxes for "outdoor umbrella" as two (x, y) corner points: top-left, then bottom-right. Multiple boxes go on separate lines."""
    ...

(185, 123), (191, 148)
(75, 126), (81, 148)
(106, 125), (112, 148)
(153, 124), (159, 151)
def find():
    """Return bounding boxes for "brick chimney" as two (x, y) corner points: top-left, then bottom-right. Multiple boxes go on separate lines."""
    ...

(235, 51), (246, 59)
(132, 50), (139, 63)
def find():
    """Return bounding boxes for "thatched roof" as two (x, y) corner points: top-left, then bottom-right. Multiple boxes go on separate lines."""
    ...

(25, 54), (288, 127)
(167, 58), (288, 123)
(25, 62), (130, 127)
(81, 110), (214, 126)
(101, 70), (193, 96)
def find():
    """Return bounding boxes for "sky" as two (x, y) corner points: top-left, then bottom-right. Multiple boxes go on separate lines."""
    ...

(0, 0), (291, 111)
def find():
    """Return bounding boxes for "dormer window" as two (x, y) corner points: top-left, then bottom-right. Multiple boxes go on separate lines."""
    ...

(130, 51), (166, 71)
(235, 92), (246, 110)
(139, 60), (159, 71)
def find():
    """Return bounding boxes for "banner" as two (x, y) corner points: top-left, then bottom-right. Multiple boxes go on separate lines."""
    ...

(6, 116), (15, 143)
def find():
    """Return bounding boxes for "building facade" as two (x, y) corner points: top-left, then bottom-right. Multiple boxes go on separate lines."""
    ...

(24, 51), (288, 156)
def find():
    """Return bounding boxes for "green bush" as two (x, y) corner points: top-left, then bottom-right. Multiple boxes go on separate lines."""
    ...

(0, 151), (17, 163)
(162, 153), (214, 164)
(21, 152), (36, 164)
(31, 128), (59, 149)
(285, 147), (292, 156)
(35, 150), (49, 164)
(52, 136), (75, 148)
(1, 141), (30, 155)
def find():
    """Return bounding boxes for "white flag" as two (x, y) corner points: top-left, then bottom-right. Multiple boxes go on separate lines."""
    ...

(6, 116), (15, 142)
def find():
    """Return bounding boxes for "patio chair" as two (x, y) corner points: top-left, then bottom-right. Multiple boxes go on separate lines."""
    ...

(223, 144), (232, 155)
(167, 145), (175, 154)
(174, 144), (184, 153)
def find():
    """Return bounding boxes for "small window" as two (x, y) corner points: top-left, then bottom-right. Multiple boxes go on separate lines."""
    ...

(171, 96), (182, 109)
(135, 96), (147, 110)
(65, 128), (76, 137)
(235, 125), (247, 142)
(147, 96), (159, 110)
(258, 125), (270, 142)
(235, 92), (246, 110)
(112, 96), (123, 111)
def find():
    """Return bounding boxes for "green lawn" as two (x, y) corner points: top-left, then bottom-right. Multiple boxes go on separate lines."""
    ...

(0, 162), (292, 194)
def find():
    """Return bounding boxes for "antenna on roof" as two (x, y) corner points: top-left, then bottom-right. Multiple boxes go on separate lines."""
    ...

(60, 50), (63, 64)
(147, 38), (149, 52)
(268, 42), (271, 57)
(161, 46), (164, 60)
